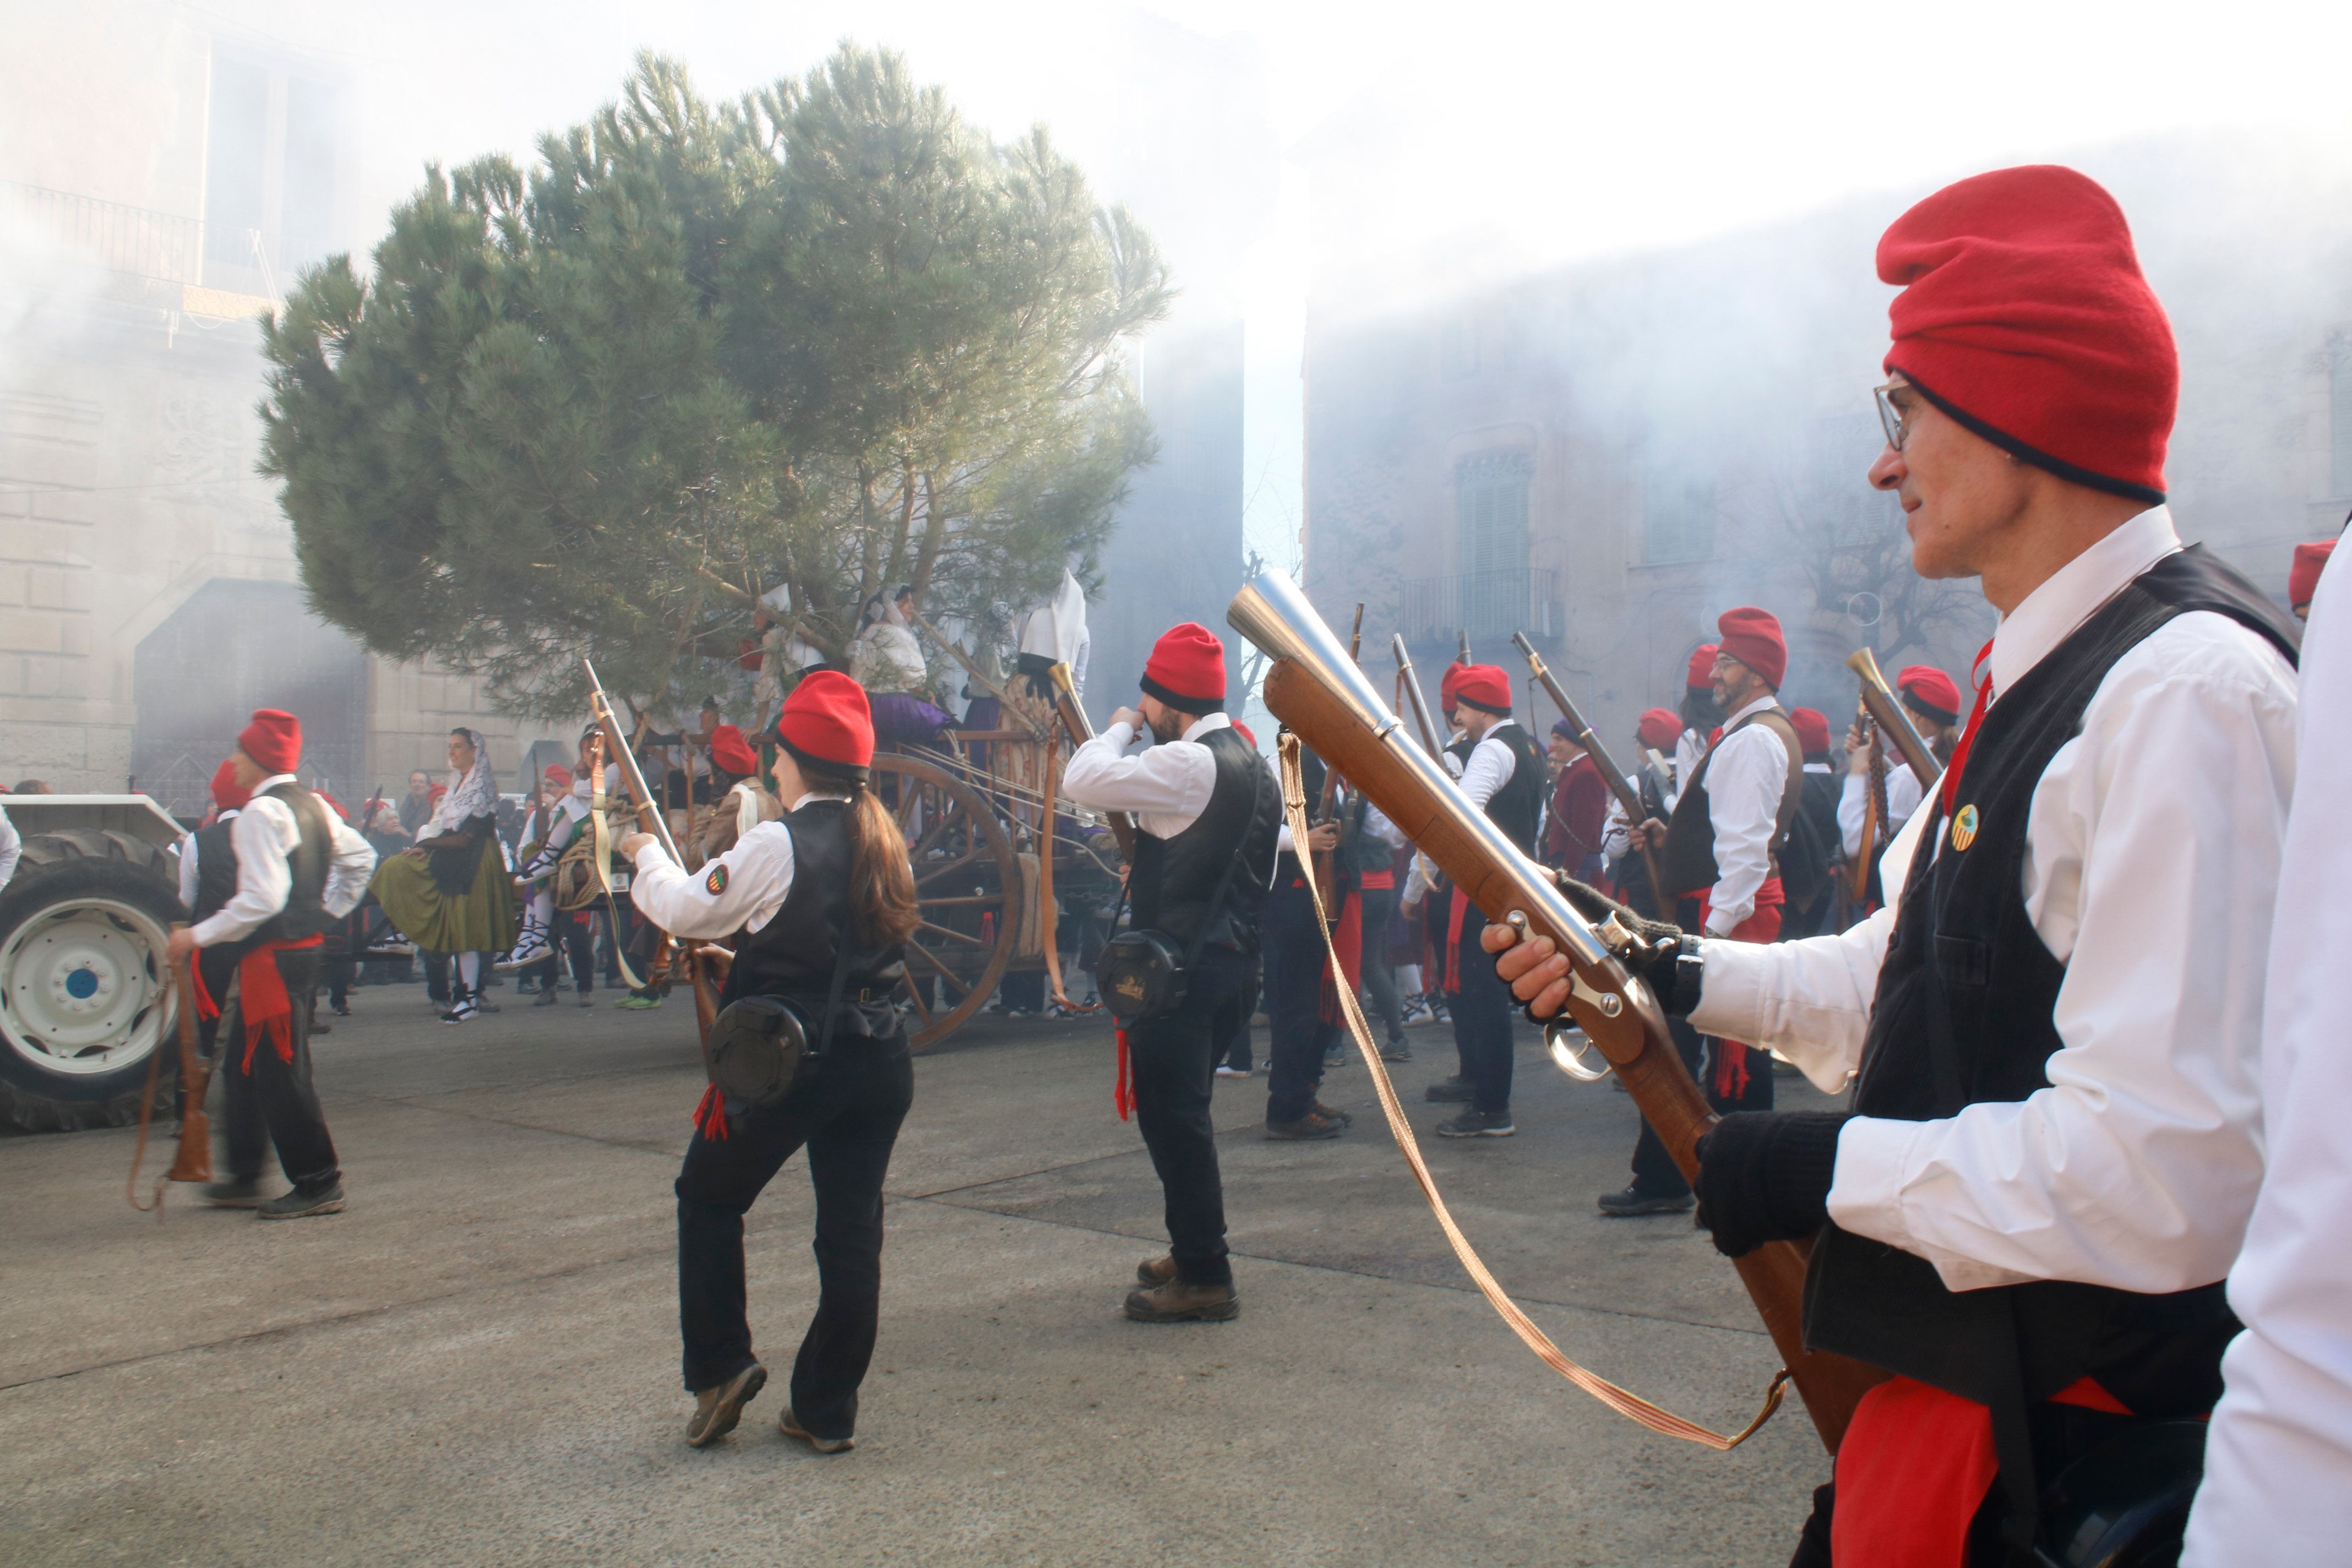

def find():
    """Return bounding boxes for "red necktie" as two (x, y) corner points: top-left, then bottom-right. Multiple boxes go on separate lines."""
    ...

(1939, 639), (1995, 816)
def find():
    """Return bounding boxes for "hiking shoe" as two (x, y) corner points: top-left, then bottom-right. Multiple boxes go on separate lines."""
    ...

(1136, 1254), (1178, 1287)
(1597, 1185), (1696, 1217)
(578, 994), (595, 1008)
(203, 1178), (265, 1209)
(257, 1183), (346, 1219)
(533, 986), (562, 1007)
(1265, 1110), (1346, 1141)
(1424, 1075), (1475, 1103)
(309, 1020), (331, 1036)
(1380, 1041), (1413, 1063)
(439, 998), (478, 1025)
(1310, 1100), (1354, 1126)
(1434, 1108), (1515, 1139)
(685, 1362), (767, 1448)
(1123, 1279), (1239, 1323)
(778, 1403), (853, 1454)
(616, 994), (662, 1011)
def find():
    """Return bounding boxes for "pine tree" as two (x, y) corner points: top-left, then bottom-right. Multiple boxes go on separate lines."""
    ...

(259, 46), (1168, 717)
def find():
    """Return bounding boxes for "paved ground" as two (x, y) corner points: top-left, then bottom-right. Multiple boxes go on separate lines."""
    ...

(2, 976), (1842, 1567)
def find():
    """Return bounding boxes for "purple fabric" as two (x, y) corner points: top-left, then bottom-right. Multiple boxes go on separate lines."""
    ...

(870, 692), (951, 745)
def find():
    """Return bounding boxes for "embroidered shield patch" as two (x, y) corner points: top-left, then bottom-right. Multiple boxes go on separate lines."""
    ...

(1950, 803), (1980, 852)
(705, 864), (729, 895)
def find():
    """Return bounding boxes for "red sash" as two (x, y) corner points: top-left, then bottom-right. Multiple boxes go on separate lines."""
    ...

(193, 935), (324, 1072)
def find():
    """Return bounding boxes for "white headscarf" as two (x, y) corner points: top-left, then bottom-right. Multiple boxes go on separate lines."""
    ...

(422, 728), (499, 839)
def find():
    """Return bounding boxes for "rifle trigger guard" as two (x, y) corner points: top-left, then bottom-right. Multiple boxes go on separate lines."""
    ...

(1545, 1019), (1611, 1082)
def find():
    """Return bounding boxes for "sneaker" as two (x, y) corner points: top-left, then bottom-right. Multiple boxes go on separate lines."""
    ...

(778, 1403), (853, 1454)
(309, 1020), (331, 1036)
(685, 1362), (767, 1449)
(473, 999), (502, 1015)
(1123, 1278), (1239, 1323)
(1213, 1064), (1249, 1078)
(1434, 1108), (1515, 1138)
(1309, 1100), (1354, 1127)
(1424, 1075), (1475, 1103)
(1380, 1040), (1414, 1063)
(330, 1002), (353, 1017)
(257, 1182), (346, 1219)
(1265, 1110), (1346, 1141)
(616, 994), (662, 1011)
(533, 986), (563, 1008)
(203, 1178), (266, 1209)
(440, 998), (478, 1025)
(1597, 1185), (1696, 1217)
(1321, 1044), (1346, 1068)
(578, 994), (595, 1008)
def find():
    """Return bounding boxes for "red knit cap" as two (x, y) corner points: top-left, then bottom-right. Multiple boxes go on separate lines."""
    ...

(707, 723), (759, 778)
(1452, 663), (1513, 717)
(775, 670), (875, 781)
(236, 709), (301, 775)
(1439, 661), (1470, 710)
(1637, 707), (1681, 750)
(2290, 539), (2336, 610)
(543, 765), (575, 791)
(1714, 608), (1787, 689)
(1141, 623), (1227, 711)
(211, 758), (252, 813)
(1789, 707), (1832, 758)
(1879, 165), (2176, 503)
(1897, 666), (1963, 726)
(1684, 643), (1718, 691)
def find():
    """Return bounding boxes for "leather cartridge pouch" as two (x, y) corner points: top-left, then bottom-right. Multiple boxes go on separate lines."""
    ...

(706, 995), (816, 1109)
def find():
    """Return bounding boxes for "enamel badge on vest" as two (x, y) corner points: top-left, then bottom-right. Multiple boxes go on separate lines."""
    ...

(1950, 804), (1980, 852)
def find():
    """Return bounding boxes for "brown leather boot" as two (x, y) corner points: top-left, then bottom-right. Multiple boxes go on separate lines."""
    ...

(1135, 1253), (1178, 1287)
(1124, 1278), (1239, 1322)
(685, 1362), (767, 1448)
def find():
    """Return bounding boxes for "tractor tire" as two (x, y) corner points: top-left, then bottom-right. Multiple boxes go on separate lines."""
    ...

(0, 829), (184, 1133)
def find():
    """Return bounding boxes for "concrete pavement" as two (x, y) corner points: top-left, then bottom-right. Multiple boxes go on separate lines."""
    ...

(1, 977), (1839, 1566)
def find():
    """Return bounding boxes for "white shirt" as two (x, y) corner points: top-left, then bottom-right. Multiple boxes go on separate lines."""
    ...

(2182, 546), (2345, 1567)
(1689, 507), (2299, 1294)
(1401, 722), (1518, 903)
(189, 777), (378, 946)
(0, 803), (18, 892)
(1837, 761), (1925, 859)
(629, 791), (840, 938)
(1669, 727), (1707, 814)
(1695, 695), (1792, 936)
(1061, 712), (1235, 839)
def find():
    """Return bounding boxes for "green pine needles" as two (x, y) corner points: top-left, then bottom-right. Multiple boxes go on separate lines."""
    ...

(260, 46), (1169, 718)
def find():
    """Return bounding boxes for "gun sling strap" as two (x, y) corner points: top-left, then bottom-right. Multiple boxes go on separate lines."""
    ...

(1276, 732), (1789, 1452)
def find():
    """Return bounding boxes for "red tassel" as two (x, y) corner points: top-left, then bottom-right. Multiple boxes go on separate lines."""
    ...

(1113, 1027), (1134, 1121)
(692, 1083), (730, 1140)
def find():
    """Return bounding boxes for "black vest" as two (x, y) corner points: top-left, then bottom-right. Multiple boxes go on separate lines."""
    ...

(1660, 706), (1803, 900)
(720, 800), (908, 1037)
(1806, 546), (2298, 1437)
(191, 819), (240, 922)
(1474, 721), (1546, 856)
(1129, 725), (1280, 955)
(213, 782), (333, 959)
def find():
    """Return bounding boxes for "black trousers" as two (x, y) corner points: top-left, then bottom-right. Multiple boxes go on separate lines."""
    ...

(1261, 872), (1331, 1123)
(1127, 943), (1250, 1285)
(676, 1031), (913, 1440)
(219, 948), (339, 1190)
(1629, 1015), (1708, 1196)
(551, 905), (596, 992)
(1451, 919), (1517, 1114)
(1210, 959), (1259, 1072)
(1357, 886), (1406, 1045)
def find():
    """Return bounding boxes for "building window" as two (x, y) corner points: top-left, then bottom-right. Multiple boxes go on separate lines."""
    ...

(203, 52), (341, 292)
(1456, 451), (1531, 575)
(1643, 455), (1716, 564)
(2333, 334), (2352, 497)
(1440, 311), (1480, 380)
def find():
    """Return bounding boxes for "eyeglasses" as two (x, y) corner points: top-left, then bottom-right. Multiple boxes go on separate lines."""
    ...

(1875, 380), (1918, 452)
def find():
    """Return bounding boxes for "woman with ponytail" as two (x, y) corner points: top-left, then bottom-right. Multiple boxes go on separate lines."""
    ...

(622, 671), (919, 1453)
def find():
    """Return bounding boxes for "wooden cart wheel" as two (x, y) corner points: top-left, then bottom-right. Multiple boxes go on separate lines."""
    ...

(870, 753), (1022, 1049)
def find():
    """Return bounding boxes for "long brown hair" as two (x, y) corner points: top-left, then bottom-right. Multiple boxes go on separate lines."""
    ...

(845, 786), (919, 948)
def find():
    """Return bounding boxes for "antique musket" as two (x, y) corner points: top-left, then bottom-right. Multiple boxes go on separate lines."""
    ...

(1511, 631), (1667, 901)
(1391, 635), (1443, 759)
(1047, 662), (1137, 862)
(1231, 570), (1883, 1452)
(581, 659), (729, 1047)
(1847, 647), (1940, 790)
(1308, 604), (1365, 924)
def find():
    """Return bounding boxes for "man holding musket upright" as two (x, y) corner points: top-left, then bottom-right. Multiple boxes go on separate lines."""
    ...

(168, 710), (377, 1218)
(1062, 624), (1280, 1322)
(1490, 166), (2299, 1564)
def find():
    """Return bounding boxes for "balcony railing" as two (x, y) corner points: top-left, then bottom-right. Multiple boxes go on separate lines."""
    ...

(1400, 567), (1561, 642)
(2, 181), (293, 301)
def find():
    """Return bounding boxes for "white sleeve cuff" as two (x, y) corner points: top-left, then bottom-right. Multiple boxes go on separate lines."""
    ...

(1825, 1118), (2037, 1293)
(1685, 937), (1765, 1039)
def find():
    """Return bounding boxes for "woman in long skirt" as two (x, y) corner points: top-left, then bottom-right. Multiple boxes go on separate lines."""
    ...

(369, 727), (518, 1023)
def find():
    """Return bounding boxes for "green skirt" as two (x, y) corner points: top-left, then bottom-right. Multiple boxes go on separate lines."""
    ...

(371, 834), (519, 954)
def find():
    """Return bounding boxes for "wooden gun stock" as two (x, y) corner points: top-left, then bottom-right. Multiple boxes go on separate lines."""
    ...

(1046, 662), (1136, 861)
(1847, 647), (1940, 790)
(1233, 574), (1882, 1451)
(1511, 631), (1667, 901)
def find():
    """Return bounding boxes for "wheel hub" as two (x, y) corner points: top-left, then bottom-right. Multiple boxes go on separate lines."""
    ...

(0, 899), (172, 1075)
